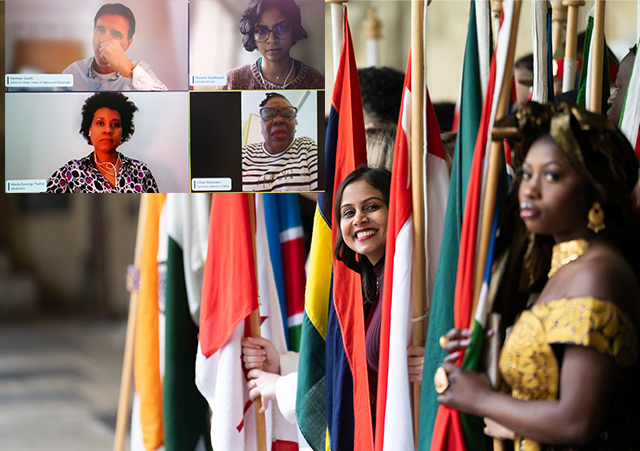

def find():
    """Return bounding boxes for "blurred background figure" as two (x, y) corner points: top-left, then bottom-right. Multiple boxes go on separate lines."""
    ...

(514, 53), (534, 112)
(358, 66), (405, 129)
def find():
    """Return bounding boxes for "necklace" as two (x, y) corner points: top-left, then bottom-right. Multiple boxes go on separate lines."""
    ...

(259, 59), (295, 87)
(94, 153), (121, 179)
(548, 238), (590, 278)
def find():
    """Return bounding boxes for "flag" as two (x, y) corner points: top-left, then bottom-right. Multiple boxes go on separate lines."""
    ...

(296, 8), (368, 451)
(577, 8), (611, 113)
(419, 0), (485, 446)
(263, 193), (307, 352)
(195, 193), (259, 451)
(426, 0), (514, 448)
(161, 193), (211, 451)
(619, 39), (640, 157)
(373, 50), (450, 450)
(531, 0), (554, 104)
(254, 194), (303, 450)
(195, 193), (300, 450)
(374, 52), (415, 451)
(133, 193), (166, 451)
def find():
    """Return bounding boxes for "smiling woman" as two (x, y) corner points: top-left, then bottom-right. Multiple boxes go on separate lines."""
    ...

(46, 92), (159, 193)
(332, 166), (425, 431)
(220, 0), (324, 90)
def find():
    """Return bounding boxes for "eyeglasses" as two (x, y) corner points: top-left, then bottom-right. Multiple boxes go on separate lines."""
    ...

(260, 106), (297, 121)
(253, 24), (293, 43)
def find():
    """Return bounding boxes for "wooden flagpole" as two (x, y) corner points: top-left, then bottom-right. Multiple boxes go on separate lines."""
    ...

(468, 4), (522, 447)
(470, 0), (522, 330)
(551, 1), (568, 60)
(487, 313), (504, 451)
(113, 194), (148, 451)
(363, 7), (382, 67)
(248, 193), (267, 451)
(326, 0), (347, 82)
(410, 0), (426, 445)
(562, 0), (586, 93)
(589, 0), (606, 113)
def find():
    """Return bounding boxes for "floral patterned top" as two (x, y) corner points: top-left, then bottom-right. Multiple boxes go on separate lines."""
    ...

(499, 297), (638, 451)
(46, 152), (159, 193)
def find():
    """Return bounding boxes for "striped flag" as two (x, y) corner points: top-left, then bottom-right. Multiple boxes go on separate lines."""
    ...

(619, 41), (640, 157)
(295, 8), (368, 451)
(195, 193), (259, 451)
(263, 193), (306, 352)
(254, 194), (303, 450)
(195, 194), (300, 450)
(132, 193), (166, 451)
(161, 194), (211, 451)
(428, 0), (515, 448)
(374, 50), (450, 450)
(419, 1), (487, 447)
(374, 53), (415, 451)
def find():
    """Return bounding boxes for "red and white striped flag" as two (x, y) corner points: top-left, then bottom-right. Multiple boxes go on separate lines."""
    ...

(374, 51), (449, 450)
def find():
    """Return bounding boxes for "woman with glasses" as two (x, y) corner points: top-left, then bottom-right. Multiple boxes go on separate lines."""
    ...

(242, 92), (318, 191)
(221, 0), (324, 90)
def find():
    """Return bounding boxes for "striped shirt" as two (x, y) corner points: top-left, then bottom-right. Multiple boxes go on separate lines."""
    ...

(242, 136), (318, 192)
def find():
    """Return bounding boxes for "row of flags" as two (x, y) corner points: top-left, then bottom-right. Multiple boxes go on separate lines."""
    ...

(125, 1), (640, 450)
(130, 192), (306, 451)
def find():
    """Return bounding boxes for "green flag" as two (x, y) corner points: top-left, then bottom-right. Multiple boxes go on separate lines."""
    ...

(162, 194), (212, 451)
(419, 1), (487, 447)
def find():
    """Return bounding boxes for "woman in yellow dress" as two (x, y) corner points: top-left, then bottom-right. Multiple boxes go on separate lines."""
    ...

(436, 102), (640, 450)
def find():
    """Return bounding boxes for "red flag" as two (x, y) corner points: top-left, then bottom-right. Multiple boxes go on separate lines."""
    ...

(199, 193), (258, 358)
(324, 8), (371, 451)
(374, 53), (414, 450)
(375, 49), (451, 450)
(430, 0), (517, 447)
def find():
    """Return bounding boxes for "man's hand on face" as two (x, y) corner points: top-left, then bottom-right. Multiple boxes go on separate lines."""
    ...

(98, 40), (134, 77)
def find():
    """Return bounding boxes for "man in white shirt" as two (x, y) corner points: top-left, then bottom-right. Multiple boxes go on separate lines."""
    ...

(60, 3), (167, 91)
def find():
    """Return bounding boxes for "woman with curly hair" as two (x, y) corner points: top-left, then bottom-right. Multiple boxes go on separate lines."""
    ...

(221, 0), (324, 90)
(436, 102), (640, 450)
(46, 92), (158, 193)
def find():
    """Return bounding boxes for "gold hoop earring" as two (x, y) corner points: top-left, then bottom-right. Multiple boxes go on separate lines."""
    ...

(587, 202), (605, 234)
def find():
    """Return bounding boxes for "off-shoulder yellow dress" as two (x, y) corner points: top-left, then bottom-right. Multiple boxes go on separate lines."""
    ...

(499, 297), (638, 451)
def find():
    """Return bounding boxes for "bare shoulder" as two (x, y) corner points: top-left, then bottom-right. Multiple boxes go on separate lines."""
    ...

(566, 241), (640, 320)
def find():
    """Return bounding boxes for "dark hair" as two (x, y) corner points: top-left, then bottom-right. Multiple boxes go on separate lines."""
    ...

(491, 102), (640, 326)
(358, 66), (404, 127)
(80, 92), (138, 145)
(259, 92), (289, 108)
(433, 101), (456, 133)
(333, 166), (392, 304)
(239, 0), (308, 52)
(514, 53), (534, 72)
(631, 44), (638, 56)
(553, 89), (579, 106)
(94, 3), (136, 40)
